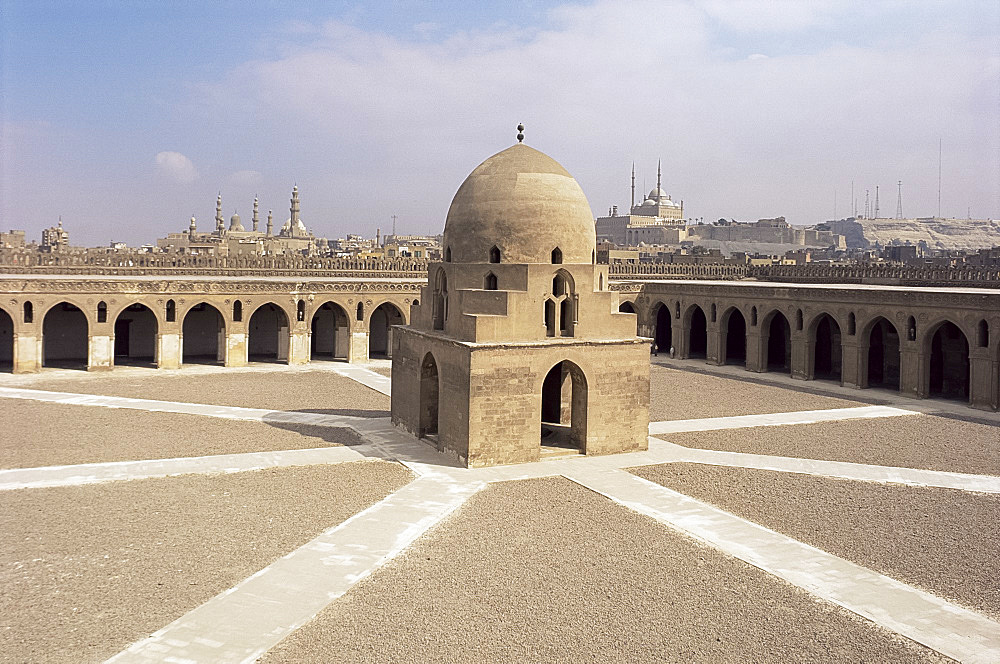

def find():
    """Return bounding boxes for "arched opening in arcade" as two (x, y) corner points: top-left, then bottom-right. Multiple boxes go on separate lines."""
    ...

(369, 303), (404, 359)
(865, 317), (900, 390)
(0, 307), (13, 372)
(419, 352), (439, 440)
(311, 302), (350, 361)
(654, 303), (672, 354)
(811, 313), (842, 382)
(114, 303), (158, 367)
(928, 321), (969, 402)
(248, 303), (290, 363)
(43, 302), (88, 369)
(687, 305), (707, 359)
(721, 307), (746, 366)
(540, 360), (588, 456)
(764, 311), (791, 373)
(182, 303), (225, 365)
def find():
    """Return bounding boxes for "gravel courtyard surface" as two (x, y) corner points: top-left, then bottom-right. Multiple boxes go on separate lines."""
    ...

(22, 368), (390, 416)
(0, 398), (359, 469)
(0, 460), (412, 664)
(649, 365), (864, 421)
(261, 477), (945, 663)
(632, 463), (1000, 620)
(658, 414), (1000, 476)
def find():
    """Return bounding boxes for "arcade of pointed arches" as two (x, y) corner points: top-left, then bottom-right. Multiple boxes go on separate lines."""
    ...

(636, 296), (998, 408)
(0, 293), (413, 372)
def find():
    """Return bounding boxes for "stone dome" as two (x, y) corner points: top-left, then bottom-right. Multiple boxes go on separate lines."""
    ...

(442, 143), (596, 264)
(229, 213), (244, 232)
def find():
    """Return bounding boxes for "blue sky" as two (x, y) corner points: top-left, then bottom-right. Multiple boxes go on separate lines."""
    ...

(2, 1), (998, 245)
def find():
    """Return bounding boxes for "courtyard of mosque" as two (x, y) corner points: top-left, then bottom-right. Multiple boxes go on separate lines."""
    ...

(1, 357), (998, 663)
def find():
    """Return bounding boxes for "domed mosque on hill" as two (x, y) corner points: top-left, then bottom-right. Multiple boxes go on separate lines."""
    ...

(391, 126), (650, 467)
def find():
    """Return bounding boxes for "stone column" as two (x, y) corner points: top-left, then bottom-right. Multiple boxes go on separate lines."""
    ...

(288, 331), (310, 365)
(157, 332), (181, 369)
(791, 333), (809, 380)
(225, 331), (248, 367)
(88, 335), (113, 371)
(706, 322), (722, 365)
(350, 331), (369, 363)
(840, 337), (862, 388)
(746, 328), (765, 372)
(13, 334), (41, 373)
(899, 343), (921, 397)
(670, 319), (682, 357)
(969, 347), (997, 410)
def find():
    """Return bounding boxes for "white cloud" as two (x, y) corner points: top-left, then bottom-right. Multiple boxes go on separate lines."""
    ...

(155, 151), (199, 183)
(131, 1), (997, 241)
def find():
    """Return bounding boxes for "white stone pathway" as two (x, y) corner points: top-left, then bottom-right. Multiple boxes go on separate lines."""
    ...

(566, 466), (1000, 664)
(0, 447), (367, 491)
(648, 405), (917, 434)
(108, 474), (482, 664)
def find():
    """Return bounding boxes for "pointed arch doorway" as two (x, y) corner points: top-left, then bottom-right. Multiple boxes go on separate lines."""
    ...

(540, 360), (587, 457)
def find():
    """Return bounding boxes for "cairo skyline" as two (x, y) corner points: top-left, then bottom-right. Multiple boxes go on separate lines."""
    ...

(2, 0), (998, 246)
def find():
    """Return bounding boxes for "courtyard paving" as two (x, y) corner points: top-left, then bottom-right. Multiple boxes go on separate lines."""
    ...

(1, 359), (997, 663)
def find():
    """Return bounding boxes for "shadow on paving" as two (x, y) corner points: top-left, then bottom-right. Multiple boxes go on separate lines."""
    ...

(261, 419), (366, 446)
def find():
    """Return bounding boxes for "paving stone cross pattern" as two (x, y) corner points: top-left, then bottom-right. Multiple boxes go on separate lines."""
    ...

(2, 363), (998, 664)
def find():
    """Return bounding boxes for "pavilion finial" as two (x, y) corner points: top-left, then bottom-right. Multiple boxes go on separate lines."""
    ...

(516, 123), (524, 143)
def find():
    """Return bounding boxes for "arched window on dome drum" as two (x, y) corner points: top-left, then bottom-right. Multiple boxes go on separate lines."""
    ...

(551, 247), (562, 264)
(166, 300), (176, 322)
(489, 246), (501, 263)
(546, 270), (575, 338)
(484, 272), (498, 290)
(97, 301), (108, 324)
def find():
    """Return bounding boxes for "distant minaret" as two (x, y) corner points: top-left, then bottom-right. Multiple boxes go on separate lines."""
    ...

(377, 228), (381, 245)
(266, 210), (273, 236)
(252, 196), (260, 232)
(189, 215), (197, 234)
(215, 193), (224, 232)
(656, 159), (662, 199)
(289, 186), (301, 235)
(630, 162), (636, 209)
